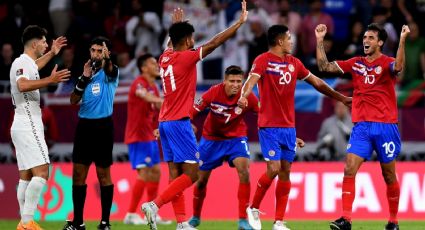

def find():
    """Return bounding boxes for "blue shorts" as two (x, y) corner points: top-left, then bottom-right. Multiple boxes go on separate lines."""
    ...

(199, 136), (250, 171)
(159, 118), (199, 163)
(258, 127), (296, 162)
(347, 122), (401, 163)
(128, 141), (160, 169)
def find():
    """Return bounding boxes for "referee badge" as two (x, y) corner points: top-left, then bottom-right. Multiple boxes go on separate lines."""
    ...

(268, 150), (276, 157)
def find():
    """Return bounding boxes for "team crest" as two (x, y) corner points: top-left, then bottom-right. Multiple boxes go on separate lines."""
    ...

(375, 66), (382, 74)
(234, 107), (242, 115)
(16, 68), (23, 76)
(268, 150), (275, 157)
(288, 64), (294, 72)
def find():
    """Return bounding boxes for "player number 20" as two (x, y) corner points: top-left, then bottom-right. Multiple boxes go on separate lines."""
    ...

(382, 141), (395, 157)
(279, 72), (292, 85)
(160, 65), (176, 93)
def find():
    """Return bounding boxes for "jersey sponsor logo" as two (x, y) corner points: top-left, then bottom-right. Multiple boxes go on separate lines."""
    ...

(375, 66), (382, 74)
(16, 68), (23, 76)
(91, 83), (101, 96)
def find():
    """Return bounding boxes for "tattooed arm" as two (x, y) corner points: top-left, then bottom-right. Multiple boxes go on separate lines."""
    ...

(315, 24), (342, 74)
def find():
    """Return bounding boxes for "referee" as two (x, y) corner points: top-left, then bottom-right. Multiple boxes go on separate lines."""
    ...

(63, 37), (119, 230)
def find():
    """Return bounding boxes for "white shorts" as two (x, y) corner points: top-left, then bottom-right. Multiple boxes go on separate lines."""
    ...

(11, 129), (50, 170)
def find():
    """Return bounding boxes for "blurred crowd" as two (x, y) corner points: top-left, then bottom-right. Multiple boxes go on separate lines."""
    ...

(0, 0), (424, 101)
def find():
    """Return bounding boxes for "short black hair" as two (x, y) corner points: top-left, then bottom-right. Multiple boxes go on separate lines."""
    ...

(169, 22), (195, 46)
(90, 36), (112, 51)
(22, 25), (47, 46)
(137, 53), (154, 73)
(267, 25), (289, 46)
(224, 65), (244, 76)
(366, 23), (388, 47)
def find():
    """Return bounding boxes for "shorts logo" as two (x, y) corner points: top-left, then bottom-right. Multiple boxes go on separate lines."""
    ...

(195, 152), (200, 159)
(288, 64), (295, 72)
(375, 66), (382, 74)
(145, 157), (151, 163)
(16, 68), (23, 76)
(268, 150), (275, 157)
(347, 144), (351, 150)
(92, 83), (100, 96)
(234, 106), (242, 115)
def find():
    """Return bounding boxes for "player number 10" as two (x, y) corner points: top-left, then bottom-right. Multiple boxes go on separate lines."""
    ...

(160, 65), (176, 93)
(382, 141), (395, 157)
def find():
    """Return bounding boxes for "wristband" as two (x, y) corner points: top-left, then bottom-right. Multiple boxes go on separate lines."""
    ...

(73, 75), (91, 95)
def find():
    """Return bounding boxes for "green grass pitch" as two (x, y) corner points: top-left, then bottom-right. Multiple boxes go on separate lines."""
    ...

(1, 220), (425, 230)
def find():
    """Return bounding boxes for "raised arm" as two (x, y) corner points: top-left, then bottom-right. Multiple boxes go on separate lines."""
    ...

(237, 74), (260, 109)
(36, 36), (67, 70)
(315, 24), (342, 74)
(394, 25), (410, 73)
(201, 0), (248, 59)
(135, 84), (163, 109)
(305, 74), (352, 107)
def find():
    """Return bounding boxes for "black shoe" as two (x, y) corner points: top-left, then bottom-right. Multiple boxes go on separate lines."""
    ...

(97, 221), (111, 230)
(330, 217), (352, 230)
(385, 222), (399, 230)
(63, 220), (86, 230)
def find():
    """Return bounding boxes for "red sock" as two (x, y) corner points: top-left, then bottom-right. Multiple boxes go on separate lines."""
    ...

(146, 181), (159, 201)
(154, 174), (193, 208)
(193, 185), (207, 218)
(238, 182), (250, 219)
(172, 192), (186, 223)
(342, 176), (355, 221)
(275, 180), (291, 221)
(387, 181), (400, 224)
(128, 179), (145, 212)
(252, 173), (273, 209)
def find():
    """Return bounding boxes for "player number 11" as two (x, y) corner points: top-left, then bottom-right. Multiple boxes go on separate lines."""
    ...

(160, 65), (176, 93)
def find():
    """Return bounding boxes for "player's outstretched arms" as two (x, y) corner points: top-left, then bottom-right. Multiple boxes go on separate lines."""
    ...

(315, 24), (341, 74)
(17, 64), (70, 92)
(201, 0), (248, 59)
(305, 74), (351, 107)
(238, 74), (260, 109)
(394, 25), (410, 73)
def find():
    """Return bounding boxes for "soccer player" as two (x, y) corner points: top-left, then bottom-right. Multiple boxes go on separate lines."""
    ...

(187, 65), (258, 229)
(315, 23), (409, 230)
(11, 25), (69, 230)
(63, 37), (119, 230)
(141, 2), (248, 230)
(123, 53), (170, 225)
(238, 25), (351, 230)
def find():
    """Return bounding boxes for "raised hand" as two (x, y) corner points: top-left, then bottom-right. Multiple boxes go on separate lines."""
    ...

(102, 41), (110, 59)
(83, 60), (91, 77)
(400, 25), (410, 39)
(171, 7), (185, 24)
(237, 96), (248, 109)
(50, 64), (70, 83)
(238, 0), (248, 24)
(51, 36), (67, 55)
(315, 24), (327, 40)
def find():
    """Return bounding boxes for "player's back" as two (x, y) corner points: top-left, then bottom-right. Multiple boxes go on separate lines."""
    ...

(158, 47), (202, 121)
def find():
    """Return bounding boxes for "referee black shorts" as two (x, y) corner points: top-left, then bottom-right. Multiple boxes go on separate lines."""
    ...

(72, 116), (114, 168)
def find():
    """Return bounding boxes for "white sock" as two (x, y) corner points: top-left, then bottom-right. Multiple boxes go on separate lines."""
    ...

(17, 179), (30, 217)
(22, 177), (46, 224)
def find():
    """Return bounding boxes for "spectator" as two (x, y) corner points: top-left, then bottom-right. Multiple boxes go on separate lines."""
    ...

(125, 3), (162, 57)
(0, 43), (14, 86)
(316, 101), (353, 161)
(254, 0), (279, 15)
(400, 21), (425, 88)
(116, 51), (140, 80)
(48, 0), (71, 36)
(0, 3), (28, 54)
(322, 0), (353, 49)
(55, 46), (79, 94)
(104, 1), (131, 54)
(398, 0), (425, 36)
(343, 20), (364, 59)
(372, 7), (398, 56)
(300, 0), (334, 68)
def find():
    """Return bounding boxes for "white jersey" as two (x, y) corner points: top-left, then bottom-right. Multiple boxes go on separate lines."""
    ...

(9, 53), (49, 170)
(10, 54), (43, 131)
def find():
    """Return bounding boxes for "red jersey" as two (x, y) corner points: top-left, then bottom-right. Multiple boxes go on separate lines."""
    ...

(250, 52), (311, 128)
(191, 83), (259, 140)
(124, 76), (160, 144)
(158, 47), (202, 121)
(335, 55), (398, 123)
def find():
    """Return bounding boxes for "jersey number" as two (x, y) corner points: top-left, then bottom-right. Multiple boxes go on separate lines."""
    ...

(382, 141), (395, 157)
(160, 65), (176, 93)
(279, 72), (292, 85)
(364, 74), (375, 84)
